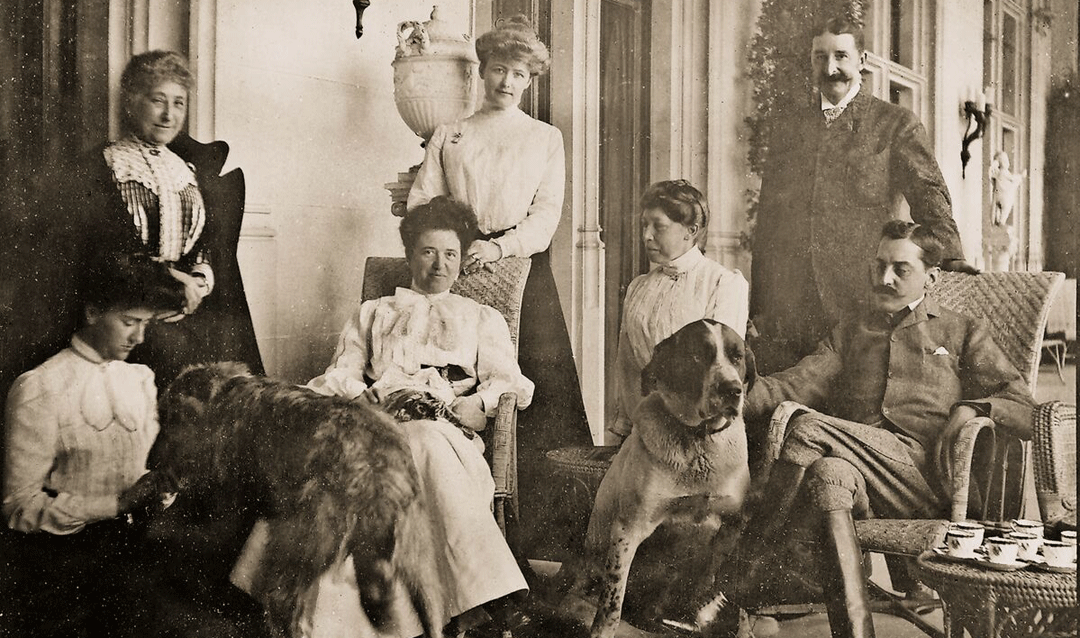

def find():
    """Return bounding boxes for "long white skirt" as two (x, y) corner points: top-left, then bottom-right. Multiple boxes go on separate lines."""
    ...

(231, 418), (528, 637)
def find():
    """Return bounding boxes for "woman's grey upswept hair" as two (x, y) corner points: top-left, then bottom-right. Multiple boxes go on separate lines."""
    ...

(120, 50), (193, 132)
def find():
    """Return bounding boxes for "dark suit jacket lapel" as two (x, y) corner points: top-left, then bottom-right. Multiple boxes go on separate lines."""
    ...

(896, 296), (941, 331)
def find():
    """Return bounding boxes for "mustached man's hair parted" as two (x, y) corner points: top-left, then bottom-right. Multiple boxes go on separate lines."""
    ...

(880, 220), (945, 268)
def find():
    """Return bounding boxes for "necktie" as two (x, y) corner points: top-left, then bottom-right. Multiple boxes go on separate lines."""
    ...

(823, 106), (845, 127)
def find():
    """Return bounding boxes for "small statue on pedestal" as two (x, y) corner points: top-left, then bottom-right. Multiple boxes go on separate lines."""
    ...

(990, 150), (1026, 227)
(987, 151), (1026, 271)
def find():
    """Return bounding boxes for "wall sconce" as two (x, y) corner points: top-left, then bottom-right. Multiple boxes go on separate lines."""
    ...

(961, 88), (992, 178)
(353, 0), (371, 39)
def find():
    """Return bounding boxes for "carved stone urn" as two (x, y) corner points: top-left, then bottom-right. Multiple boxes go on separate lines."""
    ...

(385, 5), (479, 216)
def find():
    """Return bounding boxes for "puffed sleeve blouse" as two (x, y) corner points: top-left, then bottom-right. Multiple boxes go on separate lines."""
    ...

(307, 288), (535, 414)
(3, 336), (158, 534)
(407, 108), (565, 259)
(611, 247), (749, 438)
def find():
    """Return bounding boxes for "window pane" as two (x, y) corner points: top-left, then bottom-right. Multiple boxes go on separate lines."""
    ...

(890, 81), (914, 110)
(890, 0), (916, 68)
(864, 0), (879, 56)
(1002, 12), (1017, 116)
(1001, 126), (1017, 169)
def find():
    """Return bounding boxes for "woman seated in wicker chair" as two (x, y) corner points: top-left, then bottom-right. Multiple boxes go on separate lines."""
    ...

(302, 196), (535, 636)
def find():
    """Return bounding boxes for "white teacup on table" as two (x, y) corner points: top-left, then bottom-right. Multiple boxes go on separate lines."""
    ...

(1007, 531), (1041, 562)
(945, 529), (980, 558)
(1041, 540), (1077, 568)
(984, 537), (1020, 564)
(1060, 530), (1076, 546)
(1011, 519), (1044, 538)
(949, 521), (985, 546)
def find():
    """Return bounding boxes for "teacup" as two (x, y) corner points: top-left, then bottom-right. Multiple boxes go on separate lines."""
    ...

(950, 521), (985, 546)
(984, 537), (1019, 564)
(945, 529), (980, 558)
(1060, 530), (1077, 546)
(1007, 531), (1041, 561)
(1041, 540), (1077, 568)
(1011, 519), (1044, 538)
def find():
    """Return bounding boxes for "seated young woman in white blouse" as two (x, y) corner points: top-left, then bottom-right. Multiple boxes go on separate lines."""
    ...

(608, 180), (750, 445)
(3, 252), (184, 637)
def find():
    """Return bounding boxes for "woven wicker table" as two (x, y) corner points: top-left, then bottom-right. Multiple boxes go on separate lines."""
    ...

(913, 551), (1077, 638)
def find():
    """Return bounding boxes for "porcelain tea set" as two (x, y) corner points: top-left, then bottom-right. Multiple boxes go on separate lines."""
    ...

(938, 519), (1077, 572)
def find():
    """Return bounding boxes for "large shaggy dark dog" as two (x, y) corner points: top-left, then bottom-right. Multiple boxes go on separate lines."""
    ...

(147, 362), (446, 638)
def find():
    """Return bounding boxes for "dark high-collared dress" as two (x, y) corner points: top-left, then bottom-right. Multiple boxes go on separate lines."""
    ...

(3, 134), (263, 393)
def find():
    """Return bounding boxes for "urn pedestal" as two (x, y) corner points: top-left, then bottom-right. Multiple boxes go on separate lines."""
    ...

(385, 5), (478, 216)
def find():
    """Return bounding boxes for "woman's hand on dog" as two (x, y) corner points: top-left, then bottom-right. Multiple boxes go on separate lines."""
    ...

(118, 470), (176, 515)
(451, 395), (487, 432)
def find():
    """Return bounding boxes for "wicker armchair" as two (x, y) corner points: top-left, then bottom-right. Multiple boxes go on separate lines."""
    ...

(360, 256), (531, 537)
(759, 271), (1067, 635)
(1033, 401), (1076, 530)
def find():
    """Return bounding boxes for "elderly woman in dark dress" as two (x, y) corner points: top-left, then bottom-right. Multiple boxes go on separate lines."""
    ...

(15, 50), (262, 391)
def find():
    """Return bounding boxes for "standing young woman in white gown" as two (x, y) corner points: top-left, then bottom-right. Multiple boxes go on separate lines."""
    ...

(408, 16), (592, 560)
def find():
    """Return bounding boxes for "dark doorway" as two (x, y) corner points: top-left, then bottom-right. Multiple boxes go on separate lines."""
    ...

(599, 0), (651, 425)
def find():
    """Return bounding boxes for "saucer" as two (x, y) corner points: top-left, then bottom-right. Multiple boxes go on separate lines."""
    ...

(932, 548), (1027, 571)
(978, 557), (1027, 571)
(932, 547), (980, 563)
(1029, 560), (1076, 574)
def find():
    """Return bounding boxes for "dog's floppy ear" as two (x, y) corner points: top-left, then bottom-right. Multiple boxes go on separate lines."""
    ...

(641, 332), (680, 396)
(743, 345), (758, 393)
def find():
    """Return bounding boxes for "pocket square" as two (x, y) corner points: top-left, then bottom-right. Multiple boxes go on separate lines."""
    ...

(933, 346), (950, 355)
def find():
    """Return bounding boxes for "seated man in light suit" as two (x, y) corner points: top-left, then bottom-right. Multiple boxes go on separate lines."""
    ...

(696, 220), (1034, 638)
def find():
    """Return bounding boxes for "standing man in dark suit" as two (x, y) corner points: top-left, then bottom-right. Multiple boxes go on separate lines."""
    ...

(691, 221), (1031, 638)
(751, 17), (978, 375)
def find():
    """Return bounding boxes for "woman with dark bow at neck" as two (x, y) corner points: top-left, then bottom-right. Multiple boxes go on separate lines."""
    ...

(407, 16), (592, 558)
(608, 180), (749, 445)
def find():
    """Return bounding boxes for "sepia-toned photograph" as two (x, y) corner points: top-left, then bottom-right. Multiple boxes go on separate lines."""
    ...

(0, 0), (1076, 636)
